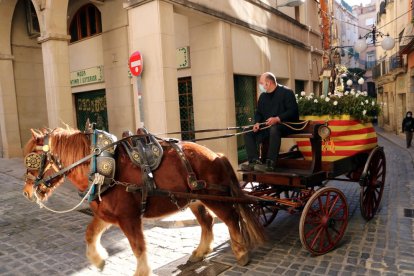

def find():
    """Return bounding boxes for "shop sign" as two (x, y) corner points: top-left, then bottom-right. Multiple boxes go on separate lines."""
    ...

(71, 66), (104, 87)
(177, 47), (190, 69)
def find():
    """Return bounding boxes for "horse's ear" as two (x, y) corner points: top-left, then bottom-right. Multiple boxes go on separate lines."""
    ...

(30, 129), (42, 139)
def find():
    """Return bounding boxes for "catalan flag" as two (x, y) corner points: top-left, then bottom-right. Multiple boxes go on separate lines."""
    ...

(295, 115), (377, 162)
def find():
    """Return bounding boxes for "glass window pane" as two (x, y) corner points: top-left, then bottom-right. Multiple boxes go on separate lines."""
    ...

(89, 6), (97, 35)
(80, 9), (87, 38)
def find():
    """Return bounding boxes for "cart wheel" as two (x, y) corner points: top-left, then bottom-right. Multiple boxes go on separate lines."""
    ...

(359, 146), (386, 220)
(251, 202), (279, 227)
(299, 187), (349, 255)
(242, 182), (279, 227)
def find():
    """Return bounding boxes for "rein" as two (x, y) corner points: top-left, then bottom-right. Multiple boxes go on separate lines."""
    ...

(158, 121), (310, 142)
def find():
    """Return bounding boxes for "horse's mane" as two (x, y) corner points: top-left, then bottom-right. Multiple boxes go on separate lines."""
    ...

(25, 127), (90, 167)
(50, 128), (90, 167)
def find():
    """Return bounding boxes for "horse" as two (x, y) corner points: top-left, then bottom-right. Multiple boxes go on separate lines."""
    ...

(22, 127), (265, 276)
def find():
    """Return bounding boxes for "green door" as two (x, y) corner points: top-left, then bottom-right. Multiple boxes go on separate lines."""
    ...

(234, 75), (257, 163)
(75, 89), (109, 131)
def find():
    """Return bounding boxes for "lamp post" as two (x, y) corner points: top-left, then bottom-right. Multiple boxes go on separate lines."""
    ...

(354, 25), (395, 53)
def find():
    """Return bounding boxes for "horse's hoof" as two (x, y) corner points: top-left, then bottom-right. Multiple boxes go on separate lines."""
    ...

(97, 260), (106, 271)
(237, 253), (249, 266)
(188, 254), (204, 263)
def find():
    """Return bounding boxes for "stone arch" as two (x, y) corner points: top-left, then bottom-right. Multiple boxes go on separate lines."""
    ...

(0, 0), (22, 157)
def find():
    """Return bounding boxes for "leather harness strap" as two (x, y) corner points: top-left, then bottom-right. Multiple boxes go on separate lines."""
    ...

(167, 140), (228, 193)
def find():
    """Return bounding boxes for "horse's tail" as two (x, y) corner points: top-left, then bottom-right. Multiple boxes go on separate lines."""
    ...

(218, 155), (266, 249)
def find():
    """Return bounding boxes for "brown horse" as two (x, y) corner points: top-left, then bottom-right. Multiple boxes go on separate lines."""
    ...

(22, 128), (265, 276)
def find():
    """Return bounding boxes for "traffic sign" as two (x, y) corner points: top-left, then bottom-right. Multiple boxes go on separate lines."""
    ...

(129, 51), (143, 77)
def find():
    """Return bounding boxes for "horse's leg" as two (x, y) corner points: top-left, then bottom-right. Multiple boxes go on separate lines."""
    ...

(85, 216), (111, 270)
(188, 201), (214, 262)
(201, 202), (250, 266)
(118, 218), (151, 276)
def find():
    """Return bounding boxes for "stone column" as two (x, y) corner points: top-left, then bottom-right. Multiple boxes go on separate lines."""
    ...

(0, 53), (22, 157)
(126, 0), (180, 134)
(38, 33), (74, 128)
(189, 19), (238, 168)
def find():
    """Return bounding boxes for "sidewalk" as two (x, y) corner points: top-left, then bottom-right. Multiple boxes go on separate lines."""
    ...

(375, 126), (414, 165)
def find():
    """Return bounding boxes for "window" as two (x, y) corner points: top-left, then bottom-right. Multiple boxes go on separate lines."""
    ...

(366, 51), (376, 69)
(25, 0), (40, 37)
(69, 4), (102, 43)
(178, 78), (195, 141)
(365, 18), (374, 26)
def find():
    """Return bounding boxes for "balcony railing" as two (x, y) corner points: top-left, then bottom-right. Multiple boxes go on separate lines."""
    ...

(372, 54), (405, 79)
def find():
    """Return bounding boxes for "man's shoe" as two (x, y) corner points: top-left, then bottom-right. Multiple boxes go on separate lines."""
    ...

(254, 159), (276, 172)
(240, 160), (262, 172)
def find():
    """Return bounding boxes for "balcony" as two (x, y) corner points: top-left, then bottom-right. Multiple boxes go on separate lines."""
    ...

(372, 54), (405, 79)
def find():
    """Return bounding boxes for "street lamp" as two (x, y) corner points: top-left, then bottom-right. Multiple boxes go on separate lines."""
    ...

(354, 25), (395, 53)
(276, 0), (305, 8)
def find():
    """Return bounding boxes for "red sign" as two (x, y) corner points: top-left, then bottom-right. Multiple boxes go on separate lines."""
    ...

(129, 51), (143, 77)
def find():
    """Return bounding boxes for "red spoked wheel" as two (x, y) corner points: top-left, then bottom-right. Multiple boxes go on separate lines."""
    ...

(299, 187), (348, 255)
(241, 182), (279, 227)
(359, 146), (386, 220)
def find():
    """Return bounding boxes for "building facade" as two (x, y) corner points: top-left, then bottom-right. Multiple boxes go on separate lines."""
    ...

(373, 0), (411, 133)
(0, 0), (322, 167)
(353, 0), (377, 95)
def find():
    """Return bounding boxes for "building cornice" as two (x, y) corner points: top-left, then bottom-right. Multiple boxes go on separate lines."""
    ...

(37, 33), (71, 43)
(123, 0), (322, 53)
(0, 54), (14, 61)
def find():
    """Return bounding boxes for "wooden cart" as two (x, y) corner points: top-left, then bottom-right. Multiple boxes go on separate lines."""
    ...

(239, 122), (386, 255)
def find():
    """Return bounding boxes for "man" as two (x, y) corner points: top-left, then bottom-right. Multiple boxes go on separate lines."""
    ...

(240, 72), (299, 172)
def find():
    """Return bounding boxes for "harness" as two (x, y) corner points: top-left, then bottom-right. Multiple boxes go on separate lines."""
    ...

(25, 128), (228, 215)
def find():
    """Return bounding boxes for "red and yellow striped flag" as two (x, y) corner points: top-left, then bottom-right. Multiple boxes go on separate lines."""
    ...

(295, 115), (377, 162)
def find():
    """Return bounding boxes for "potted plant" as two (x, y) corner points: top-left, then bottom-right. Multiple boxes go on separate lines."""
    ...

(295, 90), (381, 161)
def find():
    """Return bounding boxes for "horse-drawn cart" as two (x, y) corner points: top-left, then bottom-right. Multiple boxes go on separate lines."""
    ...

(239, 121), (386, 255)
(22, 120), (385, 274)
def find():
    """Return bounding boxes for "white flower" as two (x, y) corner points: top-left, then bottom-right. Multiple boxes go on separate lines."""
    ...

(295, 93), (298, 98)
(363, 110), (367, 115)
(365, 100), (369, 104)
(344, 91), (349, 95)
(301, 91), (306, 96)
(321, 95), (326, 99)
(372, 101), (375, 106)
(299, 97), (303, 100)
(310, 92), (314, 96)
(361, 102), (364, 105)
(314, 99), (318, 103)
(333, 101), (338, 106)
(325, 97), (330, 102)
(350, 90), (355, 95)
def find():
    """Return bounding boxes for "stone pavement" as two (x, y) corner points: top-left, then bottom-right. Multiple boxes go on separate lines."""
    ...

(0, 131), (413, 275)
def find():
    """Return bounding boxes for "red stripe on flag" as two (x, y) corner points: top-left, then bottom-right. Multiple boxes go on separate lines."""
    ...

(302, 149), (371, 156)
(296, 137), (377, 147)
(331, 127), (375, 137)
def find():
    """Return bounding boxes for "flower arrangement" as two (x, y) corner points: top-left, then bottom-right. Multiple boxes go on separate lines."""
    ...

(296, 90), (381, 121)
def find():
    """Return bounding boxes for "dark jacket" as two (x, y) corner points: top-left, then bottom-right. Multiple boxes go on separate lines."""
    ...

(402, 115), (414, 132)
(254, 84), (299, 123)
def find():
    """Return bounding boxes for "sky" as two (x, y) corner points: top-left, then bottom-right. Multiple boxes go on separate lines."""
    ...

(344, 0), (373, 6)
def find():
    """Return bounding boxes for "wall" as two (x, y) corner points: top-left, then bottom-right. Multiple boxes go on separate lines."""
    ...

(11, 0), (47, 146)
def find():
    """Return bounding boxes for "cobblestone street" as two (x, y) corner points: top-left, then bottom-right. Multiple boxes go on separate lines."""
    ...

(0, 132), (413, 275)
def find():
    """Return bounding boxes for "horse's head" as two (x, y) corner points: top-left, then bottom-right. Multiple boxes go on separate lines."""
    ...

(22, 128), (90, 202)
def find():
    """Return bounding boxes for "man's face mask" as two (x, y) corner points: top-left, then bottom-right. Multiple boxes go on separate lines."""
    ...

(259, 83), (267, 93)
(408, 114), (412, 118)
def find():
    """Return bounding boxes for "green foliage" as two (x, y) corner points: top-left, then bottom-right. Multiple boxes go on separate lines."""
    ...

(296, 90), (381, 121)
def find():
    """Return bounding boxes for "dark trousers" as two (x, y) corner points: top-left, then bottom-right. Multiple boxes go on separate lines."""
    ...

(405, 131), (413, 148)
(244, 124), (296, 162)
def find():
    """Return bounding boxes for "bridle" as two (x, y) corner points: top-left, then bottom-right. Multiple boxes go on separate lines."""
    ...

(24, 133), (65, 195)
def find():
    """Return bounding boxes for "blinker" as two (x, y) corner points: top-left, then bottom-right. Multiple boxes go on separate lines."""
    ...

(24, 153), (42, 170)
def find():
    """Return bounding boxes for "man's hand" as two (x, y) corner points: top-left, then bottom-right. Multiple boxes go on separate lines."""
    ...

(266, 116), (281, 126)
(253, 123), (260, 132)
